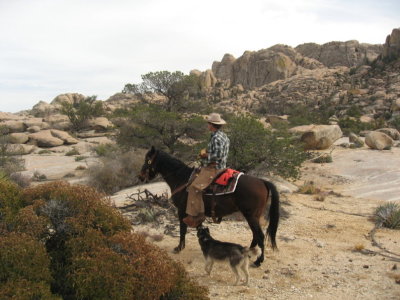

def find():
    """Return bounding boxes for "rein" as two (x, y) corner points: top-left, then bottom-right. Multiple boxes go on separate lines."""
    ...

(148, 150), (197, 198)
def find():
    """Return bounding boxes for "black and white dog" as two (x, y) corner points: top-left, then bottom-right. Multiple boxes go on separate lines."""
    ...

(197, 226), (261, 286)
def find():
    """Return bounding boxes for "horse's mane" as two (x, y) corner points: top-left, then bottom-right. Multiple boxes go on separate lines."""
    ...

(157, 150), (192, 175)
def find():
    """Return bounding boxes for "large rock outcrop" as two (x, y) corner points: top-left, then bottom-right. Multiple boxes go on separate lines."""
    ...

(295, 40), (382, 67)
(290, 124), (343, 150)
(381, 28), (400, 61)
(211, 45), (324, 89)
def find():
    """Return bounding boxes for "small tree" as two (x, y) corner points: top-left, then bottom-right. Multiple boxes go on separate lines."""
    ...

(226, 114), (308, 179)
(122, 71), (203, 112)
(60, 95), (104, 131)
(115, 104), (207, 156)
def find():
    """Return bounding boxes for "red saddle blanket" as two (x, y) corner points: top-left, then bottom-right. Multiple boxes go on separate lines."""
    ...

(215, 168), (240, 186)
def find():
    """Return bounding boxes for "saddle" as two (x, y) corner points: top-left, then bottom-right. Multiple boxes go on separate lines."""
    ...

(204, 168), (243, 196)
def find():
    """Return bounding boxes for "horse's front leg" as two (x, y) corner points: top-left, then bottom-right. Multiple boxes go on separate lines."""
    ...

(173, 214), (188, 253)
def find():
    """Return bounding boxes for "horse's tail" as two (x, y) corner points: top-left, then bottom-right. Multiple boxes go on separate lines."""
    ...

(264, 180), (279, 250)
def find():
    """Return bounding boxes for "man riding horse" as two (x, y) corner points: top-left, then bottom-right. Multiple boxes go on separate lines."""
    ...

(183, 113), (230, 228)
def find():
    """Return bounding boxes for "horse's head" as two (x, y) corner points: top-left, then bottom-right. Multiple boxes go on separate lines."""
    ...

(138, 146), (159, 183)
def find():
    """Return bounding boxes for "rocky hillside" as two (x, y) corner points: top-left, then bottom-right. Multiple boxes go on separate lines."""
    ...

(186, 28), (399, 122)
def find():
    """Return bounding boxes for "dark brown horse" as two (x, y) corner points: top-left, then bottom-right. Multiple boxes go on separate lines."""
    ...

(138, 146), (279, 266)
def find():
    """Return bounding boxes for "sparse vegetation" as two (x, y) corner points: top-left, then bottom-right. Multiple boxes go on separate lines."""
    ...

(33, 171), (47, 182)
(38, 149), (52, 155)
(65, 148), (80, 156)
(338, 117), (374, 135)
(92, 143), (119, 156)
(353, 244), (365, 252)
(74, 156), (87, 161)
(374, 202), (400, 229)
(312, 153), (333, 163)
(298, 181), (320, 194)
(87, 150), (142, 194)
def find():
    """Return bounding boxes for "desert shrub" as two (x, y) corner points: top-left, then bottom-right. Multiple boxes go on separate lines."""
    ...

(338, 117), (374, 135)
(92, 143), (119, 156)
(374, 202), (400, 229)
(23, 182), (131, 236)
(161, 262), (209, 300)
(389, 116), (400, 131)
(0, 279), (60, 300)
(65, 147), (80, 156)
(12, 205), (49, 239)
(67, 231), (177, 299)
(75, 155), (87, 161)
(87, 150), (142, 194)
(38, 149), (52, 154)
(226, 114), (308, 179)
(9, 172), (31, 187)
(60, 95), (105, 131)
(0, 233), (58, 299)
(0, 177), (24, 224)
(0, 126), (25, 176)
(1, 181), (209, 299)
(33, 170), (47, 181)
(298, 181), (320, 194)
(311, 153), (333, 163)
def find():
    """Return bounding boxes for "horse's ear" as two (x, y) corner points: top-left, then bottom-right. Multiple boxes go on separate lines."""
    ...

(150, 146), (156, 154)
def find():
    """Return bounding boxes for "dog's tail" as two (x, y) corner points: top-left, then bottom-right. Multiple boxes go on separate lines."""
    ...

(244, 246), (261, 259)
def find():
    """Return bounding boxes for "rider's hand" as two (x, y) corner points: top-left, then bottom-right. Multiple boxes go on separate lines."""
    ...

(199, 148), (208, 158)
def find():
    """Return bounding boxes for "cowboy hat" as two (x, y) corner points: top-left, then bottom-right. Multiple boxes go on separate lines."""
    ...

(206, 113), (226, 125)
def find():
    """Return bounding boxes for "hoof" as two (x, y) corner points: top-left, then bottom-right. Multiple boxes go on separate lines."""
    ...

(251, 261), (261, 268)
(173, 247), (182, 253)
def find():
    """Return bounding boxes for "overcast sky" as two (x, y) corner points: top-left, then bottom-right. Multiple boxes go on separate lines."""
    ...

(0, 0), (399, 113)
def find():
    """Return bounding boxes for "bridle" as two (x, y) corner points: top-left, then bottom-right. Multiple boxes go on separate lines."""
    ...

(142, 149), (197, 197)
(142, 150), (158, 181)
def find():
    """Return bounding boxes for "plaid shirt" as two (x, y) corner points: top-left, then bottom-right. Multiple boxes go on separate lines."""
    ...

(204, 130), (230, 169)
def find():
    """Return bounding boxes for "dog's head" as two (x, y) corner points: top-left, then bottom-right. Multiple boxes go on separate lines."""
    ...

(197, 226), (211, 240)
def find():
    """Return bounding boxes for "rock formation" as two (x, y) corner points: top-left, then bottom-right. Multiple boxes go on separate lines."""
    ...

(295, 40), (382, 67)
(381, 28), (400, 61)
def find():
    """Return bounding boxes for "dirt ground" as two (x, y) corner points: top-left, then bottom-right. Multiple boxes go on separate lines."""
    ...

(121, 145), (400, 300)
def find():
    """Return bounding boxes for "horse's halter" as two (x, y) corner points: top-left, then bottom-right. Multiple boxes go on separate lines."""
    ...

(141, 150), (158, 182)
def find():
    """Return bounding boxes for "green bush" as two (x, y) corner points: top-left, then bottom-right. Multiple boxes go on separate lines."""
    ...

(338, 117), (373, 135)
(389, 116), (400, 131)
(115, 104), (207, 157)
(374, 202), (400, 229)
(60, 95), (104, 131)
(311, 153), (333, 163)
(92, 143), (119, 156)
(65, 147), (80, 156)
(283, 103), (332, 127)
(226, 114), (308, 179)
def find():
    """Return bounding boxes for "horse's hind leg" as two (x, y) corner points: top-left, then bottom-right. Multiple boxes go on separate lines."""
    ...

(244, 215), (265, 267)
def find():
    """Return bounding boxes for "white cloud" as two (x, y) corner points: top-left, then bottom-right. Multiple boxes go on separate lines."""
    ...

(0, 0), (399, 112)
